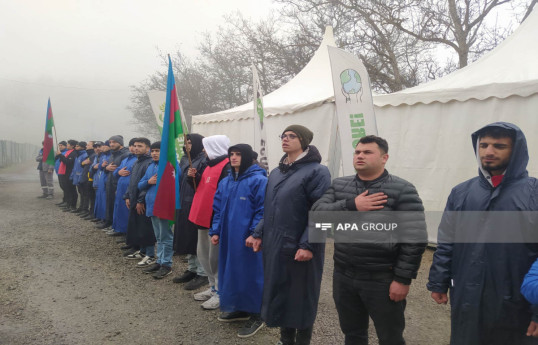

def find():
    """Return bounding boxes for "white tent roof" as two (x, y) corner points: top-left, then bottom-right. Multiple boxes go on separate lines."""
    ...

(192, 27), (337, 124)
(375, 9), (538, 107)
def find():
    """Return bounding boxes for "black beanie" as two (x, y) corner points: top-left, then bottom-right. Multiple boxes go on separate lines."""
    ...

(282, 125), (313, 150)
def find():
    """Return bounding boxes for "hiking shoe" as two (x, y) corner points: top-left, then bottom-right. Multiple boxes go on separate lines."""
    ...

(237, 318), (265, 338)
(137, 256), (155, 267)
(152, 266), (172, 279)
(201, 294), (220, 310)
(143, 263), (161, 274)
(125, 250), (145, 260)
(218, 311), (251, 322)
(172, 270), (197, 284)
(194, 288), (214, 301)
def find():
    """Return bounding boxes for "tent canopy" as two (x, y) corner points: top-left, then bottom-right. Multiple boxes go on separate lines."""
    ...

(375, 9), (538, 107)
(192, 27), (337, 124)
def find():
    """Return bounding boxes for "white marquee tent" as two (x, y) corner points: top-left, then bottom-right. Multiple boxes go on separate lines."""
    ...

(190, 9), (538, 218)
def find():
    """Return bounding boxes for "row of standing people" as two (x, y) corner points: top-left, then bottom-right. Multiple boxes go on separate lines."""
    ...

(41, 121), (538, 345)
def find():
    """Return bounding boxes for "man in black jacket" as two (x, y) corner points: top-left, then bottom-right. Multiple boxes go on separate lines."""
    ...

(56, 139), (78, 211)
(312, 135), (427, 345)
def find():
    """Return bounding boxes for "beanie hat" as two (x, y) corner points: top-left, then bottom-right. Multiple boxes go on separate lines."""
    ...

(103, 140), (110, 147)
(78, 141), (87, 149)
(59, 141), (67, 146)
(282, 125), (313, 150)
(150, 141), (161, 150)
(109, 135), (124, 146)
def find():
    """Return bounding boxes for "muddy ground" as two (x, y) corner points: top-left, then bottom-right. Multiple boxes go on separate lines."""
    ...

(0, 162), (450, 345)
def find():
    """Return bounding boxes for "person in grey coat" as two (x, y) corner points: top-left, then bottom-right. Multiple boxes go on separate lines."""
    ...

(247, 125), (331, 345)
(36, 142), (54, 199)
(312, 135), (427, 345)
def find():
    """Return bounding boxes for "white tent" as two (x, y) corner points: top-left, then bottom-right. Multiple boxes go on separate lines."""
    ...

(191, 9), (538, 215)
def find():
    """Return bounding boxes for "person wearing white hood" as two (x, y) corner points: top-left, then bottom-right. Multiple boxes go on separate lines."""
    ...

(188, 135), (231, 309)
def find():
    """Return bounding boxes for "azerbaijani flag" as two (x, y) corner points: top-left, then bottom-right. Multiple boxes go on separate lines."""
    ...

(43, 98), (55, 166)
(152, 56), (184, 221)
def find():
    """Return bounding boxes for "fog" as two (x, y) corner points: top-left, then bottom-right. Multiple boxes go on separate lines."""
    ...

(0, 0), (272, 145)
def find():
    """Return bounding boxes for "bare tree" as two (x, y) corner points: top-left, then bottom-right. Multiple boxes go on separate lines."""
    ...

(375, 0), (521, 68)
(277, 0), (439, 92)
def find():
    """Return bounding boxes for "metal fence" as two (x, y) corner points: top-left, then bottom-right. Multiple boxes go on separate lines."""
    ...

(0, 140), (40, 168)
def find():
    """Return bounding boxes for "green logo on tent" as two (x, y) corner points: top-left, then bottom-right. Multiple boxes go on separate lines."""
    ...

(340, 69), (363, 103)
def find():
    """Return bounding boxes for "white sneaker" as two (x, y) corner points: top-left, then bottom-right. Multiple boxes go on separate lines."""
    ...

(194, 288), (214, 301)
(125, 250), (145, 260)
(137, 256), (156, 267)
(201, 293), (220, 310)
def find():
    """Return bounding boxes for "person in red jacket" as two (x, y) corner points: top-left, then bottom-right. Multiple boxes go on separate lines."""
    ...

(188, 135), (230, 308)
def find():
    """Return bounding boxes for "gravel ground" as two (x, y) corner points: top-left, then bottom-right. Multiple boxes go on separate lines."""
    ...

(0, 162), (451, 345)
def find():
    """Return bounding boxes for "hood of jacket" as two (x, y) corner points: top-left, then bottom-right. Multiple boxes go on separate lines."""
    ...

(203, 135), (230, 160)
(183, 133), (205, 158)
(278, 145), (322, 173)
(228, 143), (256, 179)
(471, 122), (528, 186)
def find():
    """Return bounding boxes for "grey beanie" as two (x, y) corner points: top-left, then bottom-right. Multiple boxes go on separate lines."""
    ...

(109, 135), (124, 146)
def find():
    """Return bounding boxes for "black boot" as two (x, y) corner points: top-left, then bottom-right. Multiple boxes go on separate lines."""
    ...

(279, 327), (296, 345)
(295, 327), (313, 345)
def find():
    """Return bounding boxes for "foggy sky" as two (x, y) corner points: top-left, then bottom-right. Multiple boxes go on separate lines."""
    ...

(0, 0), (272, 145)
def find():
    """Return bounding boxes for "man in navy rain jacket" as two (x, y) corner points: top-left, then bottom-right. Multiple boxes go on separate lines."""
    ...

(428, 122), (538, 345)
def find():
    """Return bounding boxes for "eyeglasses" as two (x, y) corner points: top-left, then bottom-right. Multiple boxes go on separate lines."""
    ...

(279, 133), (298, 141)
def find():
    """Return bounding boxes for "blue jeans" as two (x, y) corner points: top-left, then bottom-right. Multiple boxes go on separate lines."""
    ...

(151, 216), (173, 267)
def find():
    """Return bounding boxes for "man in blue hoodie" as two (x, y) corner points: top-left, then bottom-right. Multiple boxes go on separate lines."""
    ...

(138, 141), (178, 279)
(428, 122), (538, 345)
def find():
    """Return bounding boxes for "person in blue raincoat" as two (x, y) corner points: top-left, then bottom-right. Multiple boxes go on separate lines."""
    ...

(93, 142), (111, 222)
(247, 125), (331, 345)
(209, 144), (267, 338)
(428, 122), (538, 345)
(522, 259), (538, 338)
(111, 139), (137, 235)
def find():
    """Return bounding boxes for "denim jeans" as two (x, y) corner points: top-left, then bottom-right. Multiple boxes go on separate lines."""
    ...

(151, 216), (173, 267)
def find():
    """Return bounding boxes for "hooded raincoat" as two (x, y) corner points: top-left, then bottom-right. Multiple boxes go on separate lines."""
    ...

(427, 122), (538, 345)
(112, 153), (137, 233)
(94, 151), (110, 220)
(253, 145), (331, 329)
(209, 144), (267, 314)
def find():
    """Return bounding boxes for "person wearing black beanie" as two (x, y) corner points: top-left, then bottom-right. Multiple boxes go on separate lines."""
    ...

(208, 143), (267, 337)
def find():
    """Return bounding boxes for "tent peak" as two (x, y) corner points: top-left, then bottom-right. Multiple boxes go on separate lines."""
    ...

(321, 26), (337, 48)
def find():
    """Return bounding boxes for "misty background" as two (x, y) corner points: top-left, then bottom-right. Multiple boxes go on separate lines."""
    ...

(0, 0), (534, 147)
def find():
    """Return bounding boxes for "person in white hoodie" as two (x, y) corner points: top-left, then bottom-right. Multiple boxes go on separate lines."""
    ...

(187, 135), (231, 309)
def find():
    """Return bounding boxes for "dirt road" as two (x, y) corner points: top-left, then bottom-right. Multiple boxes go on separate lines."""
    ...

(0, 163), (450, 345)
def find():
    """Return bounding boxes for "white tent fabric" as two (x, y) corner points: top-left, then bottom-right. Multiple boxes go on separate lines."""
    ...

(190, 11), (538, 242)
(375, 9), (538, 107)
